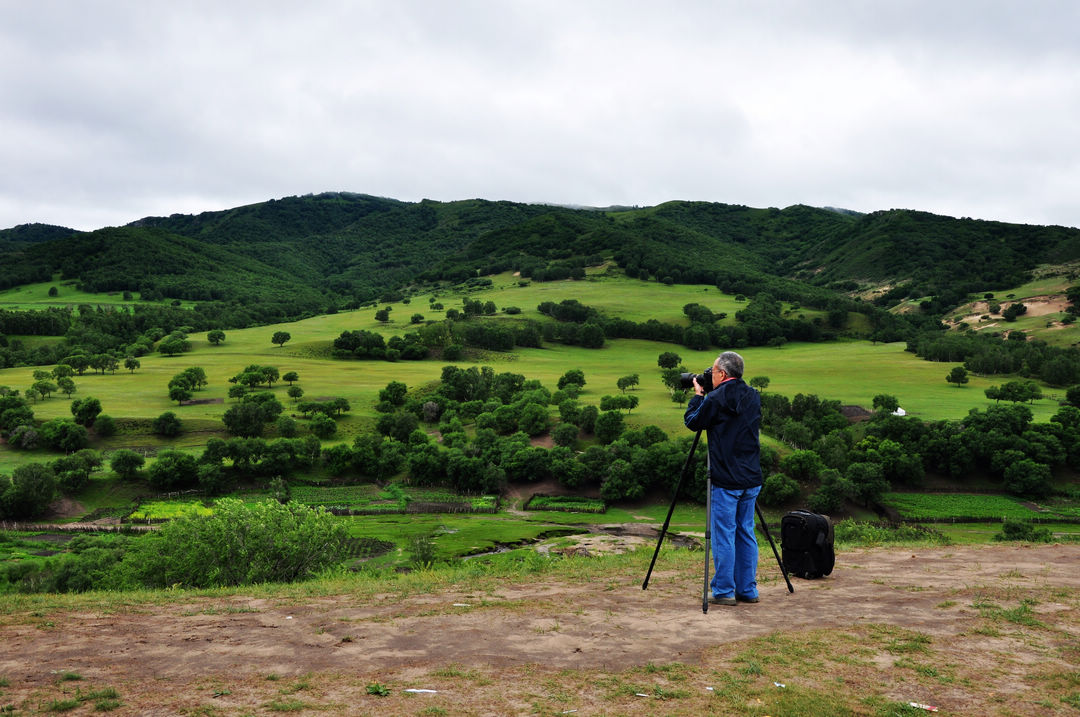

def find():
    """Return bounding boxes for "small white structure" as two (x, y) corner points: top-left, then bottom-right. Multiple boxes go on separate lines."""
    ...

(892, 407), (907, 417)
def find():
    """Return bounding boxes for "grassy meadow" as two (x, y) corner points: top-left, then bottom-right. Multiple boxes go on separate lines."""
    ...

(1, 271), (1077, 566)
(0, 277), (196, 312)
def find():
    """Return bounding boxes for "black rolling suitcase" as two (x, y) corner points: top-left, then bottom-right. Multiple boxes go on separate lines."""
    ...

(780, 510), (834, 578)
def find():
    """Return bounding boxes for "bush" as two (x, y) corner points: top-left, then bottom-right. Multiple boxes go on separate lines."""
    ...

(119, 499), (348, 588)
(994, 519), (1053, 543)
(109, 449), (145, 479)
(152, 411), (182, 437)
(147, 450), (199, 490)
(0, 463), (58, 519)
(760, 472), (800, 506)
(94, 414), (117, 438)
(309, 413), (337, 439)
(551, 422), (579, 448)
(594, 410), (625, 444)
(276, 415), (299, 438)
(39, 419), (89, 452)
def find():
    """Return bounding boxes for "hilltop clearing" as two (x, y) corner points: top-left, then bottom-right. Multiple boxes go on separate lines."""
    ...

(1, 543), (1076, 715)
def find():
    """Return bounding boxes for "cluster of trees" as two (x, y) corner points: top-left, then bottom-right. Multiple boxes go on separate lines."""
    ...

(168, 366), (208, 404)
(912, 331), (1080, 387)
(332, 329), (431, 360)
(0, 386), (120, 453)
(754, 389), (1080, 511)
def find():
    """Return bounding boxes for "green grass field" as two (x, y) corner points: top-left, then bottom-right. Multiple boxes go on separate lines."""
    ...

(0, 273), (1069, 476)
(0, 278), (196, 312)
(1, 273), (1077, 559)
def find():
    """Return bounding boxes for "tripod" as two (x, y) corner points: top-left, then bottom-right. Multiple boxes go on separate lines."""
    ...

(641, 429), (793, 611)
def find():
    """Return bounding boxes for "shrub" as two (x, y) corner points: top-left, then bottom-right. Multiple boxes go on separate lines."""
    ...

(276, 415), (299, 438)
(551, 422), (579, 448)
(309, 413), (337, 439)
(109, 449), (145, 479)
(94, 414), (117, 438)
(760, 472), (800, 506)
(119, 499), (347, 588)
(152, 411), (182, 437)
(994, 519), (1053, 543)
(0, 463), (58, 519)
(39, 419), (89, 452)
(594, 410), (625, 444)
(147, 450), (199, 490)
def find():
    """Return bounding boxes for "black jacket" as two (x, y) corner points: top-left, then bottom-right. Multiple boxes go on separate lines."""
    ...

(683, 378), (763, 489)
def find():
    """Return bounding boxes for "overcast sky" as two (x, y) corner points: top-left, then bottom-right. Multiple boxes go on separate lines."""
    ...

(2, 1), (1078, 232)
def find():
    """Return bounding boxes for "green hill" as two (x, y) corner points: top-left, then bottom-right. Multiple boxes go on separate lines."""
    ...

(2, 193), (1079, 326)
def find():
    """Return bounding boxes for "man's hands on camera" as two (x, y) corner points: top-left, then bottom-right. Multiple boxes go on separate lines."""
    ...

(692, 376), (705, 397)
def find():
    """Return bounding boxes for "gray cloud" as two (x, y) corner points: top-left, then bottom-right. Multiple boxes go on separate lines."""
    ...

(1, 1), (1078, 230)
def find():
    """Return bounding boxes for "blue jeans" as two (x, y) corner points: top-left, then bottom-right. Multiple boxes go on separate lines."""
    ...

(710, 484), (760, 599)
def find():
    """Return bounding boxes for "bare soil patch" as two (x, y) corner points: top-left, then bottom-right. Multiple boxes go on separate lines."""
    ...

(1, 544), (1077, 714)
(181, 397), (224, 406)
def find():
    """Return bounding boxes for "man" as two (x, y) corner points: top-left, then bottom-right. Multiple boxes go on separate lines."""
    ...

(684, 351), (763, 606)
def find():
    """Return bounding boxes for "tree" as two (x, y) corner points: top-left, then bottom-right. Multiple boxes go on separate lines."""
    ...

(52, 364), (74, 379)
(749, 376), (770, 392)
(517, 403), (550, 437)
(760, 473), (800, 506)
(32, 380), (58, 399)
(152, 411), (182, 437)
(181, 367), (208, 390)
(57, 377), (77, 397)
(551, 422), (579, 448)
(309, 413), (337, 439)
(946, 366), (969, 387)
(158, 338), (188, 356)
(283, 371), (299, 385)
(0, 463), (58, 520)
(124, 357), (141, 373)
(276, 415), (299, 438)
(375, 308), (391, 322)
(657, 352), (681, 369)
(1003, 459), (1052, 497)
(39, 419), (88, 452)
(223, 402), (268, 437)
(379, 381), (408, 406)
(93, 414), (116, 438)
(557, 369), (586, 390)
(169, 385), (193, 405)
(616, 374), (640, 393)
(207, 329), (226, 345)
(261, 366), (280, 388)
(70, 397), (103, 427)
(147, 450), (199, 490)
(272, 331), (291, 348)
(410, 313), (425, 324)
(110, 449), (145, 479)
(779, 450), (824, 483)
(594, 410), (625, 444)
(872, 394), (900, 413)
(64, 354), (91, 375)
(287, 385), (304, 402)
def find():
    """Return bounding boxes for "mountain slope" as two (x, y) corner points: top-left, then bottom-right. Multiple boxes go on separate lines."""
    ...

(2, 194), (1078, 320)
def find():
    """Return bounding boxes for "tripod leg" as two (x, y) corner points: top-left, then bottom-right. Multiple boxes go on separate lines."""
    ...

(642, 430), (702, 590)
(702, 474), (711, 613)
(756, 504), (794, 594)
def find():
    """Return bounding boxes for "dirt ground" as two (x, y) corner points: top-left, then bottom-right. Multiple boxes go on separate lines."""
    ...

(0, 543), (1077, 715)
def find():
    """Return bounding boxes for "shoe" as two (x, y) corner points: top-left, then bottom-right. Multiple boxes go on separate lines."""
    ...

(709, 595), (737, 606)
(736, 595), (759, 604)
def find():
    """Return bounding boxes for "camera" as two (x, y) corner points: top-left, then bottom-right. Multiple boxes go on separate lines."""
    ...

(679, 366), (715, 392)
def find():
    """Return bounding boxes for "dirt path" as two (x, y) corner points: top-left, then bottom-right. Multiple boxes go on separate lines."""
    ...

(1, 543), (1077, 714)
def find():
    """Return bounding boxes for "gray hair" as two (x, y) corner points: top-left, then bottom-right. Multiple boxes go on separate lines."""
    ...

(714, 351), (744, 378)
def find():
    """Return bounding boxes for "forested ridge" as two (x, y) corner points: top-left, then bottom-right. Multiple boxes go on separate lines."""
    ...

(3, 193), (1078, 324)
